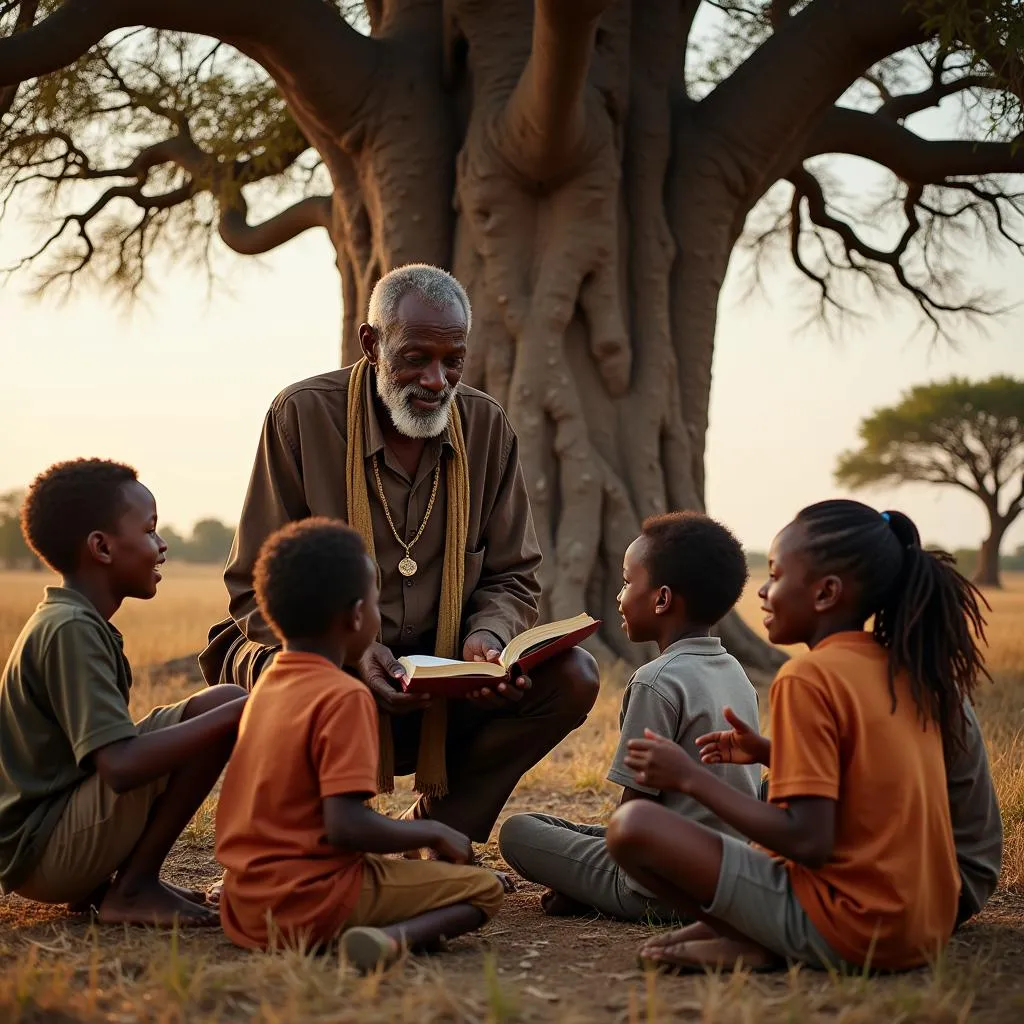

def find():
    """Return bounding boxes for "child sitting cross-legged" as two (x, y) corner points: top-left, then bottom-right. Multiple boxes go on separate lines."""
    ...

(498, 512), (761, 922)
(215, 518), (504, 968)
(0, 459), (247, 926)
(607, 500), (990, 974)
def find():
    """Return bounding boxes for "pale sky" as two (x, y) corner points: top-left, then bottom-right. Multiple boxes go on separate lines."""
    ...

(1, 174), (1022, 557)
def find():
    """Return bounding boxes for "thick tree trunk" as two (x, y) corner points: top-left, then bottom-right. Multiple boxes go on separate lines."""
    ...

(271, 0), (786, 676)
(1, 0), (962, 687)
(974, 513), (1009, 589)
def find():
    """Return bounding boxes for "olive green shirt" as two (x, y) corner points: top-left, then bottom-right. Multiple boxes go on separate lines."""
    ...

(209, 364), (543, 662)
(0, 588), (138, 893)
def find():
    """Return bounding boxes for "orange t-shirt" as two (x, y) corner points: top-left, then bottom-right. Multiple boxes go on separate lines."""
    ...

(767, 632), (959, 970)
(215, 651), (379, 950)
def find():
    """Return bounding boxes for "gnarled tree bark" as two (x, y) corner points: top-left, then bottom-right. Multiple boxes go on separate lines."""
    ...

(4, 0), (1022, 676)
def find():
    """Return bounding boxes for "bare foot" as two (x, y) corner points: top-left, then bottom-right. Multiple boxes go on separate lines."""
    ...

(68, 878), (113, 915)
(640, 935), (782, 974)
(494, 870), (517, 894)
(640, 922), (718, 954)
(540, 888), (592, 917)
(97, 879), (219, 928)
(204, 877), (224, 904)
(163, 881), (209, 905)
(71, 878), (206, 914)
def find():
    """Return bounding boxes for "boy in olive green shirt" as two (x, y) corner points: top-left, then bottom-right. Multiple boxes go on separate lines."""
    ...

(0, 459), (247, 926)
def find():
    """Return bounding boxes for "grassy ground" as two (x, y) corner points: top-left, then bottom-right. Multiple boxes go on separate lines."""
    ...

(2, 566), (1023, 1022)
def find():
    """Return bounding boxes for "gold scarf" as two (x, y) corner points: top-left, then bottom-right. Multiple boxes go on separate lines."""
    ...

(345, 357), (469, 797)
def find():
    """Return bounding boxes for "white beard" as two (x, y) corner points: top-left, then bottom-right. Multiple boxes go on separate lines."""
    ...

(375, 361), (455, 439)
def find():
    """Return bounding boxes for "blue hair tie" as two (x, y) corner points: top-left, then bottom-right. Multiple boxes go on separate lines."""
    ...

(880, 512), (891, 523)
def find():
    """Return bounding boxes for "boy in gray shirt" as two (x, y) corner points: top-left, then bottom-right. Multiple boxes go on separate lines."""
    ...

(499, 512), (761, 921)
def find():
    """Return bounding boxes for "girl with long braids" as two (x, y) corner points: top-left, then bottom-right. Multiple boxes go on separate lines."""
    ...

(606, 499), (996, 974)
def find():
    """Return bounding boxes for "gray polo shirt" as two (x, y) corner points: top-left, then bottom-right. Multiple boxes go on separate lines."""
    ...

(607, 636), (762, 839)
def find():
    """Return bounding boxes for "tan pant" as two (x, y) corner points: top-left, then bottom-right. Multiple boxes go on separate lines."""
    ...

(16, 700), (190, 905)
(345, 854), (504, 929)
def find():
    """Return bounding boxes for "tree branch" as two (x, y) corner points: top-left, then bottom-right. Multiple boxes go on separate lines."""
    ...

(878, 72), (1001, 120)
(768, 1), (797, 30)
(806, 107), (1024, 183)
(0, 0), (380, 138)
(498, 0), (616, 181)
(790, 167), (921, 266)
(0, 0), (38, 116)
(696, 0), (930, 180)
(2, 176), (196, 290)
(784, 165), (1001, 340)
(838, 449), (986, 500)
(1004, 474), (1024, 522)
(2, 115), (319, 289)
(218, 193), (330, 255)
(0, 0), (116, 89)
(960, 11), (1024, 108)
(681, 0), (702, 55)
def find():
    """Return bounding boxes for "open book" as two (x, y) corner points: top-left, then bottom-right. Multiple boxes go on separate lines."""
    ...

(398, 613), (601, 697)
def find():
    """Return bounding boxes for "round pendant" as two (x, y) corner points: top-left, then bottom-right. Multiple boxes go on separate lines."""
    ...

(398, 556), (418, 577)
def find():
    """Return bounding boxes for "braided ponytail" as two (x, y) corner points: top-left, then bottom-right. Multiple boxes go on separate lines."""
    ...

(795, 500), (990, 748)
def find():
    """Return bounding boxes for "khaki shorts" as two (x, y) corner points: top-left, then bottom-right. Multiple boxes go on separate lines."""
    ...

(706, 833), (853, 970)
(345, 854), (504, 929)
(16, 699), (191, 905)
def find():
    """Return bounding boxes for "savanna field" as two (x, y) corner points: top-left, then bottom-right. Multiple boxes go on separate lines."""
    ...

(1, 566), (1023, 1023)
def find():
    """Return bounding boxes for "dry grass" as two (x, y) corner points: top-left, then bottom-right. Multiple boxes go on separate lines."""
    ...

(2, 567), (1024, 1022)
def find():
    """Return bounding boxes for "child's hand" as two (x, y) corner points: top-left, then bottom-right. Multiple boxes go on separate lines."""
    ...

(696, 707), (770, 766)
(427, 823), (474, 864)
(623, 730), (701, 793)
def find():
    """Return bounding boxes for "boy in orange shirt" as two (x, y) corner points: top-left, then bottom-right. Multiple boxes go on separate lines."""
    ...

(606, 500), (988, 974)
(215, 518), (503, 969)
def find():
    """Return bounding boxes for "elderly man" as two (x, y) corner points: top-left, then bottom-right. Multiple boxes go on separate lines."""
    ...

(200, 263), (600, 844)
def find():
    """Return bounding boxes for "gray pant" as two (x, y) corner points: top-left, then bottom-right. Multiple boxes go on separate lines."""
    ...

(498, 813), (683, 923)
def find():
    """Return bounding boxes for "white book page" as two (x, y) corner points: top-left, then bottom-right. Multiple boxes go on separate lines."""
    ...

(401, 655), (466, 668)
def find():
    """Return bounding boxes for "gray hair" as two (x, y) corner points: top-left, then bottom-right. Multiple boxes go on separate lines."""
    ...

(367, 263), (472, 344)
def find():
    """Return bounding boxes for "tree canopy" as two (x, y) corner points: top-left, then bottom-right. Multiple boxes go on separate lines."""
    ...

(3, 0), (1024, 664)
(160, 517), (235, 565)
(0, 2), (1021, 340)
(0, 490), (39, 570)
(836, 375), (1024, 585)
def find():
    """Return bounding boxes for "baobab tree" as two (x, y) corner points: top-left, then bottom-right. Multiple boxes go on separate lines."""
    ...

(1, 1), (1022, 671)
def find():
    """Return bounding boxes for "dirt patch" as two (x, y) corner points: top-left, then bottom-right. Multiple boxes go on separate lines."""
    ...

(3, 807), (1023, 1023)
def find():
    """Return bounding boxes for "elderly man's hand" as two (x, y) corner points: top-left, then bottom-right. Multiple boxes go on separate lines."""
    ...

(462, 631), (504, 665)
(463, 631), (531, 709)
(358, 641), (432, 716)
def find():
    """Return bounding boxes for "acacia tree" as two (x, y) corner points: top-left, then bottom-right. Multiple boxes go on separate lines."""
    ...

(837, 376), (1024, 588)
(2, 1), (1023, 671)
(0, 490), (39, 570)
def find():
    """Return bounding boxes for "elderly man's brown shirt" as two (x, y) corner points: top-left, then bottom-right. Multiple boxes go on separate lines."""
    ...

(222, 365), (542, 655)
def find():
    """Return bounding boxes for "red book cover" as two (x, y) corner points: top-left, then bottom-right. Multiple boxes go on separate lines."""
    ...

(399, 617), (602, 697)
